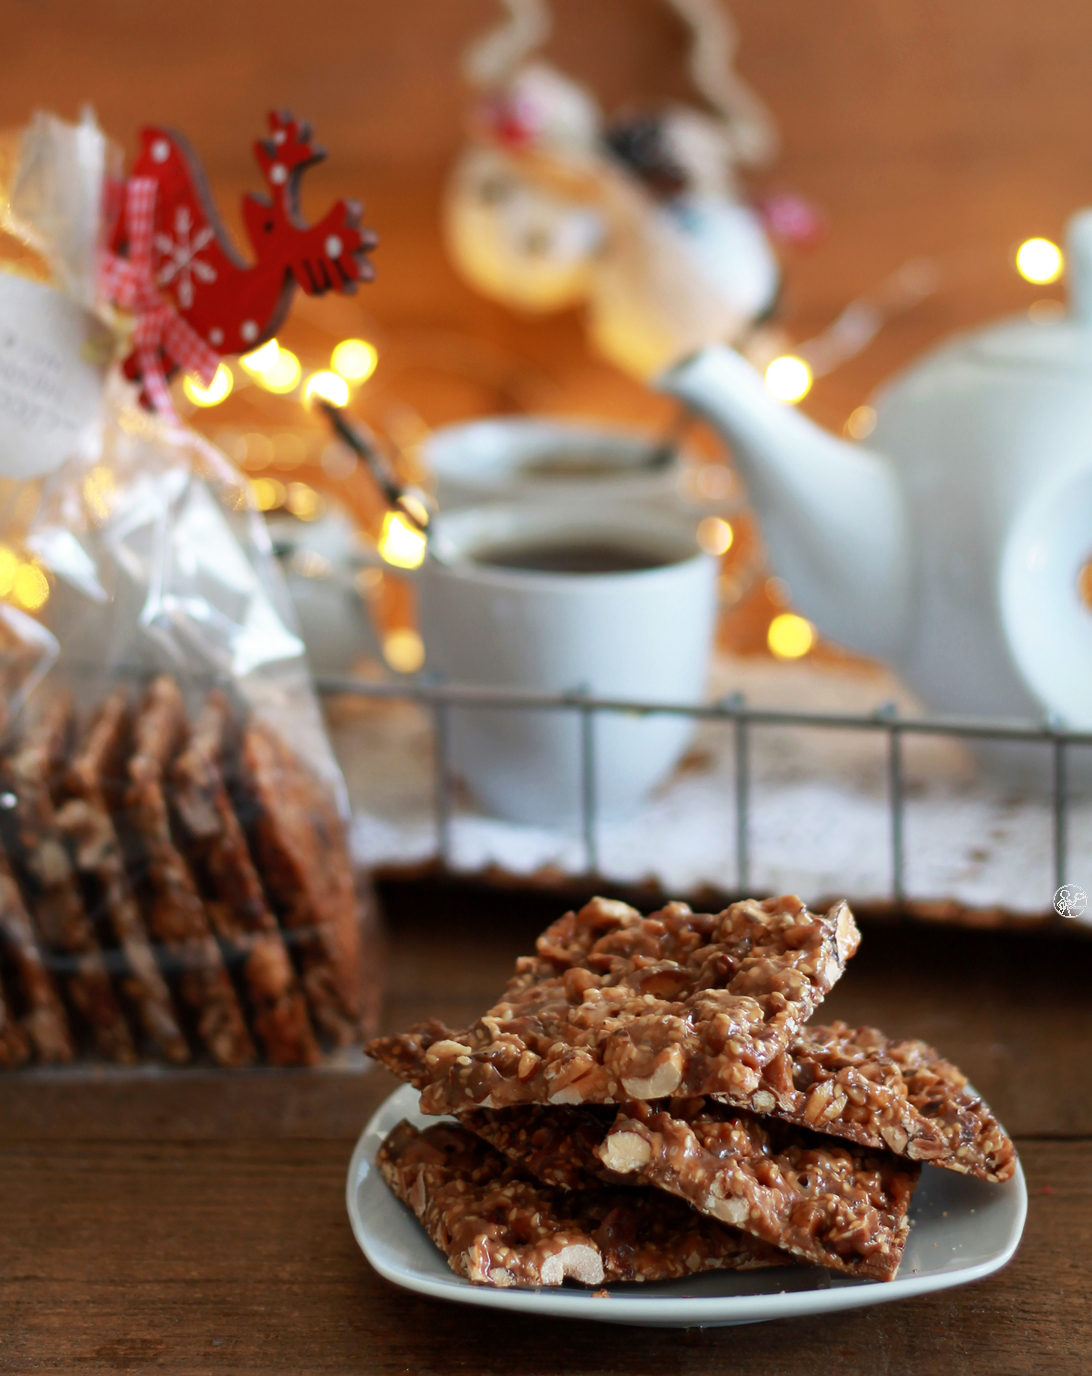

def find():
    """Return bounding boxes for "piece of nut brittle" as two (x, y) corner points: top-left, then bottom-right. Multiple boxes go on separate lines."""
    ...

(717, 1021), (1016, 1184)
(369, 1011), (1016, 1186)
(377, 1119), (790, 1287)
(459, 1100), (918, 1281)
(368, 895), (859, 1115)
(599, 1099), (919, 1281)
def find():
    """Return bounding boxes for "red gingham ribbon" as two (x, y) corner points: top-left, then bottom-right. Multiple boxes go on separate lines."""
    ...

(100, 177), (221, 418)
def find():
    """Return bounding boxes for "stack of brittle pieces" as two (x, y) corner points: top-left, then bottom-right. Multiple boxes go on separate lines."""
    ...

(366, 895), (1016, 1289)
(0, 675), (379, 1069)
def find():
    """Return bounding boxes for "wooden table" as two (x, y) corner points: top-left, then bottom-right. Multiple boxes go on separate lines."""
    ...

(1, 877), (1089, 1374)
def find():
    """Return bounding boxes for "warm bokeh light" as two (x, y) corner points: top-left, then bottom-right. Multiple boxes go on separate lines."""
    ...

(257, 348), (302, 394)
(383, 628), (425, 674)
(398, 493), (431, 530)
(183, 363), (233, 407)
(696, 516), (734, 556)
(242, 432), (274, 470)
(845, 405), (877, 440)
(1016, 238), (1063, 285)
(82, 466), (115, 524)
(768, 612), (815, 659)
(764, 355), (812, 403)
(285, 482), (323, 521)
(378, 511), (428, 569)
(0, 545), (17, 597)
(1028, 298), (1065, 324)
(250, 477), (286, 511)
(272, 433), (306, 469)
(290, 549), (331, 579)
(12, 562), (50, 611)
(765, 575), (791, 607)
(1078, 555), (1092, 612)
(690, 463), (737, 503)
(331, 338), (378, 383)
(303, 370), (350, 408)
(355, 566), (383, 594)
(240, 338), (281, 376)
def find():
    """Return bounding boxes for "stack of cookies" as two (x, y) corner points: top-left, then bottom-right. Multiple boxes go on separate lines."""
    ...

(367, 895), (1015, 1288)
(0, 675), (378, 1068)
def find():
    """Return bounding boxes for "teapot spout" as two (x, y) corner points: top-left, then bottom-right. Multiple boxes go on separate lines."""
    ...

(659, 346), (911, 658)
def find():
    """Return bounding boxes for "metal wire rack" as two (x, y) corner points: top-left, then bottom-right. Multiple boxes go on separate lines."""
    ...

(317, 675), (1091, 908)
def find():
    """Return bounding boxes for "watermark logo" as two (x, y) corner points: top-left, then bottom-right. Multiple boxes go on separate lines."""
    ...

(1054, 884), (1088, 919)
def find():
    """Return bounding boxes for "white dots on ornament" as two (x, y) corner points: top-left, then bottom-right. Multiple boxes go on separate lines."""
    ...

(208, 327), (224, 347)
(273, 129), (287, 146)
(269, 164), (288, 185)
(240, 320), (259, 343)
(151, 139), (171, 163)
(325, 235), (343, 259)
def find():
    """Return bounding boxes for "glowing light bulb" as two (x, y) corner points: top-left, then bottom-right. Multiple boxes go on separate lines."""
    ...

(239, 338), (281, 376)
(764, 356), (812, 404)
(696, 516), (734, 556)
(383, 628), (425, 674)
(331, 338), (378, 383)
(250, 477), (286, 511)
(1016, 238), (1063, 285)
(258, 348), (302, 394)
(378, 511), (427, 570)
(12, 562), (49, 611)
(767, 612), (814, 659)
(303, 370), (350, 408)
(183, 363), (233, 406)
(397, 493), (431, 529)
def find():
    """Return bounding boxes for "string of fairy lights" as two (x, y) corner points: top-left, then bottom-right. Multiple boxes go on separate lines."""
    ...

(0, 233), (1069, 668)
(183, 334), (378, 412)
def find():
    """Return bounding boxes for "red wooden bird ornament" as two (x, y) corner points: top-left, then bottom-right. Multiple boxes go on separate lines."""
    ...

(104, 111), (376, 411)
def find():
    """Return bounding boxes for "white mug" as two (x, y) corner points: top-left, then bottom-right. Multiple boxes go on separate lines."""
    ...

(417, 502), (718, 826)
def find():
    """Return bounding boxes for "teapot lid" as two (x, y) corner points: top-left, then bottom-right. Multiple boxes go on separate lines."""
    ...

(968, 209), (1092, 373)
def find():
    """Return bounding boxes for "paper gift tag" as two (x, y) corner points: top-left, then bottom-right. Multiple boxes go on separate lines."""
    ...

(0, 274), (113, 478)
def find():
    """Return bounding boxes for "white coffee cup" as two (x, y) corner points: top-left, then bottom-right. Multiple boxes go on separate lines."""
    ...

(417, 502), (718, 826)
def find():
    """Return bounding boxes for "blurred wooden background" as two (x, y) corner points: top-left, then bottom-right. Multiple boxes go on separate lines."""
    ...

(3, 0), (1091, 433)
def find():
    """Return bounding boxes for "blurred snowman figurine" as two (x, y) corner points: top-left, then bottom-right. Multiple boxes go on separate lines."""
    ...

(445, 0), (803, 379)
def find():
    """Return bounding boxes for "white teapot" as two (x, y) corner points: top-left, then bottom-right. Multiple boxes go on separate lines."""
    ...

(658, 210), (1092, 732)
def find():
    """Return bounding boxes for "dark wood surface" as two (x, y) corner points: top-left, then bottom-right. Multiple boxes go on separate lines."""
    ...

(2, 879), (1090, 1374)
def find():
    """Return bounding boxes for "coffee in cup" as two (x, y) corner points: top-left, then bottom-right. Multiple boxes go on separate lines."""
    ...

(417, 503), (718, 827)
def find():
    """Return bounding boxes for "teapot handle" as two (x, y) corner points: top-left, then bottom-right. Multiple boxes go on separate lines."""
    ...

(999, 462), (1092, 730)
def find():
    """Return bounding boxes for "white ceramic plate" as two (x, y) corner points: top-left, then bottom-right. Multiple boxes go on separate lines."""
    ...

(346, 1083), (1027, 1328)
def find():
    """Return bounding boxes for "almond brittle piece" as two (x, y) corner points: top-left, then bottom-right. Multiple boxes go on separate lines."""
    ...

(371, 895), (859, 1116)
(720, 1021), (1016, 1184)
(377, 1120), (789, 1287)
(458, 1098), (918, 1281)
(598, 1099), (919, 1281)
